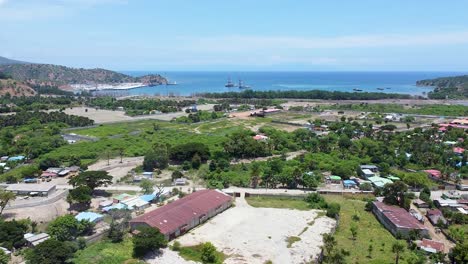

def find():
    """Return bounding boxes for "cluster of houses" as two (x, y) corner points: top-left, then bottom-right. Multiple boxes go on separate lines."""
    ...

(99, 190), (170, 213)
(0, 155), (26, 171)
(327, 165), (401, 190)
(40, 166), (80, 181)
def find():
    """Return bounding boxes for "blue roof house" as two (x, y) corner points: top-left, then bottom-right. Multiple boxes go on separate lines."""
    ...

(75, 212), (104, 223)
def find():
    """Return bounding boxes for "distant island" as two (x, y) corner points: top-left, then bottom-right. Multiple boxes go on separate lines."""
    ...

(0, 56), (167, 92)
(417, 75), (468, 99)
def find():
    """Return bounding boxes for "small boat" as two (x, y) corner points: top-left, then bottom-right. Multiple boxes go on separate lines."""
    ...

(377, 87), (385, 90)
(166, 81), (177, 85)
(238, 80), (251, 89)
(225, 78), (236, 88)
(353, 88), (363, 92)
(386, 87), (391, 89)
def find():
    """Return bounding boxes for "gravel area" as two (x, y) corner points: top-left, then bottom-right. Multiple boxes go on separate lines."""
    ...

(168, 197), (336, 264)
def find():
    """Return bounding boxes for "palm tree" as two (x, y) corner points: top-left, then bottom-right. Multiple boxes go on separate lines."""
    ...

(392, 241), (406, 264)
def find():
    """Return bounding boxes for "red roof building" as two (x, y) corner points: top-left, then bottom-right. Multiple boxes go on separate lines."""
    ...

(372, 201), (428, 238)
(130, 190), (232, 240)
(419, 239), (445, 253)
(453, 147), (465, 155)
(424, 169), (442, 180)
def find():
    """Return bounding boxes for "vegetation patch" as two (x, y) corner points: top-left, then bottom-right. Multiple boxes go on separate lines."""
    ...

(178, 243), (226, 264)
(73, 238), (143, 264)
(285, 236), (301, 248)
(245, 196), (311, 211)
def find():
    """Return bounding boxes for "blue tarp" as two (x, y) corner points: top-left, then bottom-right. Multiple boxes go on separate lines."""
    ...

(343, 180), (357, 186)
(8, 155), (25, 162)
(75, 212), (103, 222)
(140, 194), (156, 202)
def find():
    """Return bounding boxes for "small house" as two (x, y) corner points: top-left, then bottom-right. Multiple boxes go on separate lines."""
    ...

(426, 209), (447, 226)
(413, 199), (429, 208)
(343, 180), (357, 189)
(121, 197), (150, 211)
(424, 170), (442, 181)
(328, 175), (342, 184)
(368, 176), (393, 188)
(99, 200), (113, 208)
(174, 178), (187, 185)
(142, 172), (153, 178)
(418, 239), (445, 254)
(253, 135), (269, 141)
(113, 193), (133, 203)
(24, 233), (50, 247)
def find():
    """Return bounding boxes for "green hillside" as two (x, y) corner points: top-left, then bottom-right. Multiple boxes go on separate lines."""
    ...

(417, 75), (468, 99)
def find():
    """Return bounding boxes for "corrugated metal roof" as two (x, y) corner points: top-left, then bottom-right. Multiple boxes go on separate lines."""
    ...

(130, 189), (231, 235)
(374, 201), (427, 230)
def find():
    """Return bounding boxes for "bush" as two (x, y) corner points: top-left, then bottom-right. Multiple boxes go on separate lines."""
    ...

(133, 226), (167, 258)
(326, 203), (341, 218)
(172, 241), (181, 251)
(200, 242), (219, 264)
(304, 193), (327, 209)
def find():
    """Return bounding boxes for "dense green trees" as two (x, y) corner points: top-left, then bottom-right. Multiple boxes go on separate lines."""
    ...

(132, 226), (167, 258)
(87, 97), (195, 116)
(223, 130), (270, 159)
(170, 142), (210, 163)
(47, 215), (94, 241)
(0, 219), (27, 249)
(0, 111), (93, 128)
(202, 89), (412, 100)
(67, 186), (93, 209)
(143, 143), (169, 171)
(25, 239), (75, 264)
(69, 171), (112, 191)
(382, 182), (410, 209)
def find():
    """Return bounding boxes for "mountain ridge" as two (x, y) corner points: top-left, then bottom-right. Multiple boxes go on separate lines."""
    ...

(0, 57), (167, 88)
(417, 75), (468, 99)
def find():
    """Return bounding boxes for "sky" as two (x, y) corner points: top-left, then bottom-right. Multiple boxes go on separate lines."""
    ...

(1, 0), (468, 71)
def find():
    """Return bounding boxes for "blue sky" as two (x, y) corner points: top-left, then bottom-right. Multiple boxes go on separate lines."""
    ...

(1, 0), (468, 71)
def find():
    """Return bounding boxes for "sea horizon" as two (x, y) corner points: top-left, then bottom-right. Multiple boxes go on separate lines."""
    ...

(94, 71), (468, 97)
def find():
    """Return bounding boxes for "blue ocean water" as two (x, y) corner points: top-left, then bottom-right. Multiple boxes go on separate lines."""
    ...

(113, 71), (464, 96)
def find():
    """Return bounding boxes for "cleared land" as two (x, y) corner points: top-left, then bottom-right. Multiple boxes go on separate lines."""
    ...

(88, 156), (144, 183)
(62, 105), (214, 124)
(175, 196), (335, 264)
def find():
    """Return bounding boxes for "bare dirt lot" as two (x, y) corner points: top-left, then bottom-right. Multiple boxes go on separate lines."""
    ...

(87, 157), (143, 183)
(62, 105), (214, 124)
(172, 197), (335, 264)
(3, 199), (69, 224)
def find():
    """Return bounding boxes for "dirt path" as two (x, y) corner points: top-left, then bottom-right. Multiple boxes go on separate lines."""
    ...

(410, 204), (455, 253)
(231, 150), (306, 164)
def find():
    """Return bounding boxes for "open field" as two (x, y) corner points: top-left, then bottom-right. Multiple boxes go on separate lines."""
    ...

(62, 104), (215, 124)
(73, 238), (143, 264)
(175, 196), (335, 264)
(88, 156), (144, 183)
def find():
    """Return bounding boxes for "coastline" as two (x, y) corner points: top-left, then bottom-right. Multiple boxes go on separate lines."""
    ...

(71, 83), (149, 91)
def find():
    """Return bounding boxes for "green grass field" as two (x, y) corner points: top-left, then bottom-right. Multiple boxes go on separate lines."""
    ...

(178, 244), (226, 264)
(72, 238), (143, 264)
(245, 195), (311, 210)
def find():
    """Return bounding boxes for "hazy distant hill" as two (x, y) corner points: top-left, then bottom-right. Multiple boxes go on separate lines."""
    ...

(417, 75), (468, 99)
(0, 59), (167, 87)
(0, 56), (29, 65)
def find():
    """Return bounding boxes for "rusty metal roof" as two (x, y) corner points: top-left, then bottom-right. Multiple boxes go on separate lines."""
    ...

(130, 189), (232, 235)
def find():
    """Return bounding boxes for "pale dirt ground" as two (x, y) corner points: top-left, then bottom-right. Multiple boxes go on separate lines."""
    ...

(62, 104), (214, 124)
(167, 196), (336, 264)
(87, 156), (144, 183)
(231, 150), (306, 165)
(146, 249), (197, 264)
(3, 199), (69, 224)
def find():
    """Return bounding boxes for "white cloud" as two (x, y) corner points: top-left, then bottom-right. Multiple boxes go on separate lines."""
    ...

(175, 31), (468, 53)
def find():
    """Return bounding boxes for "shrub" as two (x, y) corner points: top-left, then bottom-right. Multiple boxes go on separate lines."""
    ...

(326, 203), (341, 218)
